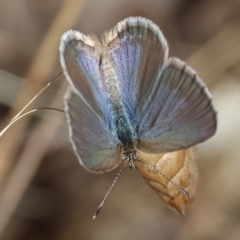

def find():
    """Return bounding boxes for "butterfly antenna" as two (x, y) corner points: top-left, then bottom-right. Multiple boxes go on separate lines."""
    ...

(0, 108), (64, 138)
(93, 166), (124, 219)
(11, 72), (62, 123)
(137, 157), (191, 197)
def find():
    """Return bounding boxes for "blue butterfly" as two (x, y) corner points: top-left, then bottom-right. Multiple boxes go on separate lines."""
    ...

(59, 17), (217, 173)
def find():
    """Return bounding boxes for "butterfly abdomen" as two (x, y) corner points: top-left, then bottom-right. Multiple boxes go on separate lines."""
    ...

(99, 52), (136, 148)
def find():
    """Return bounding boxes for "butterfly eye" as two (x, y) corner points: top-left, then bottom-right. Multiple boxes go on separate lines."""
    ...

(136, 147), (198, 215)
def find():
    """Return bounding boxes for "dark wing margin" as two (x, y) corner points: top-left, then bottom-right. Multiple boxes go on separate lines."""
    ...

(64, 88), (121, 173)
(137, 57), (217, 153)
(103, 17), (169, 126)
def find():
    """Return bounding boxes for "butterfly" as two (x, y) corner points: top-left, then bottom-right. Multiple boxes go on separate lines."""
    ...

(59, 16), (217, 174)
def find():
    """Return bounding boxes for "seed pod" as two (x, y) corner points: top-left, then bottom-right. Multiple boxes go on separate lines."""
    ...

(136, 147), (198, 215)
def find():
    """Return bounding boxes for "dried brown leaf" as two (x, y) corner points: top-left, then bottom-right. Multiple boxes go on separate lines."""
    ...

(136, 147), (198, 215)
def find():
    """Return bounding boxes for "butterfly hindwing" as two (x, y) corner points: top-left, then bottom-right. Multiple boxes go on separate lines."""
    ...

(64, 88), (121, 173)
(137, 57), (217, 153)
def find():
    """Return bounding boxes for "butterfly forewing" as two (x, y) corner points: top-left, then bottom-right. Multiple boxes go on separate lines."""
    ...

(64, 88), (121, 173)
(103, 17), (168, 125)
(137, 57), (217, 153)
(60, 31), (112, 128)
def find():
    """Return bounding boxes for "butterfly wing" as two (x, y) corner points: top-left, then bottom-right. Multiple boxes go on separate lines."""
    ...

(137, 58), (217, 153)
(64, 88), (121, 173)
(103, 17), (168, 126)
(60, 31), (121, 173)
(60, 30), (112, 129)
(103, 17), (216, 152)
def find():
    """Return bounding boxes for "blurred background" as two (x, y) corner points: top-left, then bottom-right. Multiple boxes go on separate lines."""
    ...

(0, 0), (240, 239)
